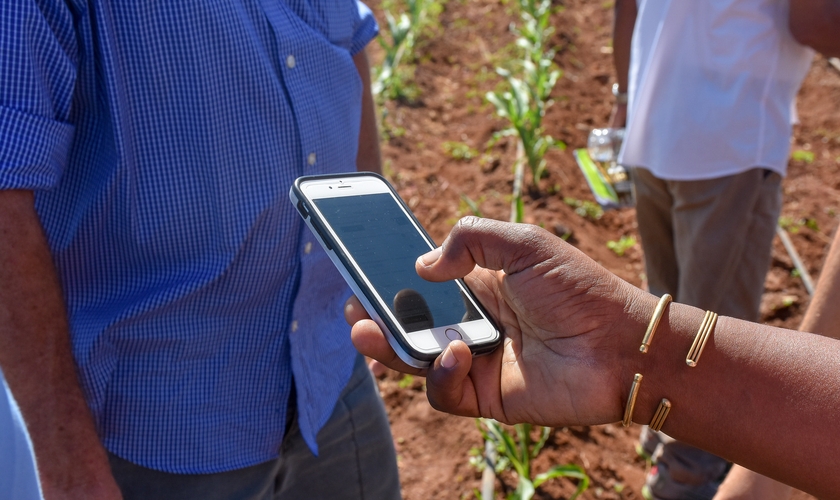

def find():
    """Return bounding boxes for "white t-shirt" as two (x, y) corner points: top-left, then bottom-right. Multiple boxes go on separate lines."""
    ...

(0, 369), (44, 500)
(619, 0), (814, 180)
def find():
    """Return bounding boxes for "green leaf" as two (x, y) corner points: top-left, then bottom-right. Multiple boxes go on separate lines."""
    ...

(531, 426), (551, 459)
(500, 430), (526, 475)
(496, 67), (512, 78)
(444, 141), (479, 161)
(533, 464), (590, 500)
(512, 477), (535, 500)
(486, 92), (511, 118)
(398, 374), (414, 388)
(484, 420), (526, 477)
(515, 195), (525, 223)
(516, 423), (531, 476)
(460, 194), (484, 217)
(607, 235), (636, 257)
(791, 149), (815, 163)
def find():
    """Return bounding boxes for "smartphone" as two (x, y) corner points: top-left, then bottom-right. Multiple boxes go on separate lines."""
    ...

(290, 172), (501, 368)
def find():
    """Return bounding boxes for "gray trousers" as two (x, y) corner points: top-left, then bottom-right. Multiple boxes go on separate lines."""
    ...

(109, 354), (402, 500)
(632, 167), (782, 499)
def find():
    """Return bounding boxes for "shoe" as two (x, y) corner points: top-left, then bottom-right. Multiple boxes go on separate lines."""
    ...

(643, 463), (723, 500)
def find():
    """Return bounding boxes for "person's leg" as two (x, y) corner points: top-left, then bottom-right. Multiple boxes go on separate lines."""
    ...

(110, 353), (400, 500)
(632, 167), (679, 298)
(632, 167), (679, 460)
(274, 353), (401, 499)
(643, 169), (782, 500)
(109, 452), (282, 500)
(672, 169), (782, 320)
(644, 440), (730, 500)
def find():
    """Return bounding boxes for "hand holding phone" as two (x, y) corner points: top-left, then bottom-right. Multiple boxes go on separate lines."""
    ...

(290, 173), (501, 368)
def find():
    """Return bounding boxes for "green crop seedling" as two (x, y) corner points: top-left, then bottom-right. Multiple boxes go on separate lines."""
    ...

(459, 194), (485, 218)
(473, 419), (589, 500)
(607, 235), (636, 257)
(564, 197), (604, 221)
(443, 141), (480, 161)
(486, 0), (563, 222)
(791, 149), (815, 164)
(373, 0), (442, 103)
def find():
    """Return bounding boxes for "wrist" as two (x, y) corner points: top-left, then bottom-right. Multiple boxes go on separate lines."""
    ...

(618, 294), (707, 427)
(627, 302), (704, 430)
(614, 288), (658, 422)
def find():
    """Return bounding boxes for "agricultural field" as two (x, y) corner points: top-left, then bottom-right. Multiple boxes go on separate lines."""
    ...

(365, 0), (840, 498)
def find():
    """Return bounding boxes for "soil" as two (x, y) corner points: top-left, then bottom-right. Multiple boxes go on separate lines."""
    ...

(366, 0), (840, 498)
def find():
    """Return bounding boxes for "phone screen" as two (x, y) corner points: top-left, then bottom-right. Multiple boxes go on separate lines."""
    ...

(313, 193), (483, 333)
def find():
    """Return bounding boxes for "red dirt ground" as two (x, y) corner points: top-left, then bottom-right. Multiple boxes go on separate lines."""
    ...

(366, 0), (840, 498)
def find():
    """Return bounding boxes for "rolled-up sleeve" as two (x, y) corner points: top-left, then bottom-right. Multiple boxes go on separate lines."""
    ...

(0, 0), (78, 191)
(350, 0), (379, 55)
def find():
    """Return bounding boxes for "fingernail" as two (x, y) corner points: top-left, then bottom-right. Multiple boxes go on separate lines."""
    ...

(418, 247), (442, 267)
(440, 344), (458, 369)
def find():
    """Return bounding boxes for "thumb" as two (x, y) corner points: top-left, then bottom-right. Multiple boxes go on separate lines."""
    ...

(416, 217), (557, 282)
(425, 340), (479, 417)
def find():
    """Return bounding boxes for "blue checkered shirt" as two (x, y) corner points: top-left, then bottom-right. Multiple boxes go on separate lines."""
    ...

(0, 0), (377, 473)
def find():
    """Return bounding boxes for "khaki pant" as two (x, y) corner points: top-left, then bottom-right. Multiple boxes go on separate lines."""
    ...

(633, 167), (782, 499)
(109, 354), (402, 500)
(634, 167), (782, 320)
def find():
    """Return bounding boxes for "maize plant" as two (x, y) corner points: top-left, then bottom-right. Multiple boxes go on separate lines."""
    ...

(373, 0), (436, 102)
(473, 419), (590, 500)
(486, 0), (562, 221)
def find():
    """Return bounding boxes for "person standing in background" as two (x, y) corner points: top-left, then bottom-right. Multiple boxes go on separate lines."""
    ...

(609, 0), (814, 498)
(0, 1), (400, 498)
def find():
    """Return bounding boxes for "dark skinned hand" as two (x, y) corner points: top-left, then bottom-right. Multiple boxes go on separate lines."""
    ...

(346, 217), (654, 427)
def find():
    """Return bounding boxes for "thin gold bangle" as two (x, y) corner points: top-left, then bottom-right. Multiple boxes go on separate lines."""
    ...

(649, 398), (672, 432)
(622, 373), (643, 427)
(640, 294), (672, 353)
(686, 311), (718, 367)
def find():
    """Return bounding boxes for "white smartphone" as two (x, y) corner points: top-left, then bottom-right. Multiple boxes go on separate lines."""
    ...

(290, 172), (501, 368)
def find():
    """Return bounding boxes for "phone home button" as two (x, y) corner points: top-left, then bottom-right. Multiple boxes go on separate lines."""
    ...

(444, 328), (462, 341)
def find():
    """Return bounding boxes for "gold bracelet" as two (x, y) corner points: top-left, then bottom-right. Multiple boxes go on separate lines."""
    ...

(686, 310), (718, 367)
(649, 398), (672, 432)
(640, 294), (672, 353)
(622, 373), (643, 427)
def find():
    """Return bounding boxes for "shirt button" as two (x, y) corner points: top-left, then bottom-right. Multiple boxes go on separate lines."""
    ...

(304, 242), (313, 254)
(290, 320), (299, 332)
(286, 54), (296, 69)
(307, 152), (317, 166)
